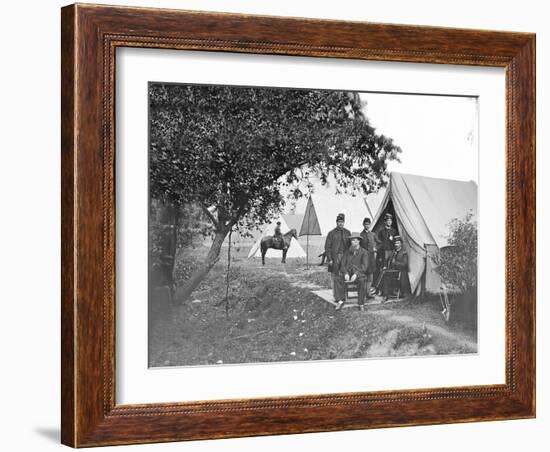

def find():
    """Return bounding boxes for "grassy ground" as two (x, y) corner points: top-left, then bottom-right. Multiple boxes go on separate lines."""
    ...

(149, 242), (477, 367)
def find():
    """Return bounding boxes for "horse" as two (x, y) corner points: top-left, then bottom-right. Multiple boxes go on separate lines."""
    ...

(259, 229), (298, 265)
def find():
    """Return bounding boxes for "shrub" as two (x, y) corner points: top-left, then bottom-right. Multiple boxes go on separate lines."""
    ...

(438, 211), (477, 292)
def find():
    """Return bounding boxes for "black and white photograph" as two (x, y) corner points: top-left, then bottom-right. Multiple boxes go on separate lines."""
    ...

(0, 0), (543, 449)
(148, 82), (479, 367)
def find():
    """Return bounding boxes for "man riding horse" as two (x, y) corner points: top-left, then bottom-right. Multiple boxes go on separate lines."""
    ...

(259, 227), (298, 265)
(273, 221), (283, 247)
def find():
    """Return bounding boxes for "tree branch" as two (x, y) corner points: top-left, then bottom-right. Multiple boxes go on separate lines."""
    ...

(200, 203), (219, 228)
(224, 204), (246, 229)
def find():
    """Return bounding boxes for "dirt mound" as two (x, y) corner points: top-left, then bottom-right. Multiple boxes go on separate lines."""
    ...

(149, 258), (477, 367)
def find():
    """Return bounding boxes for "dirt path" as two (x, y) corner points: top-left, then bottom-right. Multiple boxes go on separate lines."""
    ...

(370, 309), (477, 351)
(287, 266), (477, 352)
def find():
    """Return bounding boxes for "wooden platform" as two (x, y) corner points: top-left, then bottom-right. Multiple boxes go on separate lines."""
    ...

(311, 288), (394, 308)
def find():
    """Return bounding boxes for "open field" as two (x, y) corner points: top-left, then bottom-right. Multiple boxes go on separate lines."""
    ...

(149, 241), (477, 367)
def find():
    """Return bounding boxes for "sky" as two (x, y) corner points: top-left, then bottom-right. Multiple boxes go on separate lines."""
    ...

(285, 92), (479, 215)
(360, 92), (479, 183)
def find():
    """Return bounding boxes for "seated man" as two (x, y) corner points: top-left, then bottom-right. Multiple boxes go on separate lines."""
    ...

(335, 233), (369, 311)
(379, 236), (412, 300)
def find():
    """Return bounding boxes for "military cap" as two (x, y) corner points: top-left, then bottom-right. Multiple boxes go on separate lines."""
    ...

(393, 235), (403, 244)
(336, 213), (345, 221)
(363, 217), (372, 225)
(384, 213), (393, 220)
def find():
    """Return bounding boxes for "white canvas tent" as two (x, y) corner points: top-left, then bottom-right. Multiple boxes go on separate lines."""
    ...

(298, 193), (371, 265)
(364, 188), (386, 220)
(373, 172), (477, 294)
(247, 216), (306, 258)
(282, 213), (304, 233)
(299, 193), (371, 237)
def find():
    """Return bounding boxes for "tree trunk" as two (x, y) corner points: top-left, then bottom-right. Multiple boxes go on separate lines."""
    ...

(224, 229), (233, 318)
(174, 227), (228, 303)
(152, 201), (179, 288)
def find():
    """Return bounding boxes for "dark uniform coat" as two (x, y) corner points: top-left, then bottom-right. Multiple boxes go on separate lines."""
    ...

(324, 227), (351, 275)
(273, 224), (283, 248)
(340, 246), (369, 277)
(377, 226), (398, 273)
(387, 248), (412, 296)
(377, 226), (398, 253)
(360, 230), (378, 274)
(339, 245), (369, 305)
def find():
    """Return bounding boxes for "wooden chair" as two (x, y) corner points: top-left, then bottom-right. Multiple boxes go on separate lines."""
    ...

(376, 269), (402, 300)
(344, 279), (359, 303)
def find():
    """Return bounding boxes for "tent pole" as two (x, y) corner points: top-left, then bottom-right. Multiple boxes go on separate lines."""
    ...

(305, 198), (311, 270)
(306, 233), (310, 269)
(422, 248), (427, 298)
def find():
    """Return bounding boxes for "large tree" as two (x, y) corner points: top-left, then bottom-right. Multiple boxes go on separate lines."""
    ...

(149, 83), (401, 302)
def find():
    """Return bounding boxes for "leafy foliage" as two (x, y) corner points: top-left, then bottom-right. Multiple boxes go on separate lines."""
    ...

(149, 83), (401, 301)
(149, 84), (401, 233)
(438, 212), (478, 291)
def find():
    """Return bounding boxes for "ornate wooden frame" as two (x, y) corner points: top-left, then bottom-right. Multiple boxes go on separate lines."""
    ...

(61, 3), (536, 447)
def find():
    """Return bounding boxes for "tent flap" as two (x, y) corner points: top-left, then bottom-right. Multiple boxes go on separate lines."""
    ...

(374, 172), (477, 294)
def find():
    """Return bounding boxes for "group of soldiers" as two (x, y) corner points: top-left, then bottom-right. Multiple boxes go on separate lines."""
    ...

(323, 212), (412, 311)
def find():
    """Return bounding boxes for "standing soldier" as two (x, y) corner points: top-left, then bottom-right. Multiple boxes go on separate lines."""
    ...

(360, 217), (378, 299)
(377, 213), (398, 271)
(324, 213), (351, 304)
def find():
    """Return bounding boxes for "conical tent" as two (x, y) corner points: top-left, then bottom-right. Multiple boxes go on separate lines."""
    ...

(282, 213), (304, 232)
(247, 217), (306, 258)
(299, 193), (371, 237)
(372, 172), (478, 294)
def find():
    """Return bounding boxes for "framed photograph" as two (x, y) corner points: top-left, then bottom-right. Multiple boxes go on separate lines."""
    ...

(61, 3), (535, 447)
